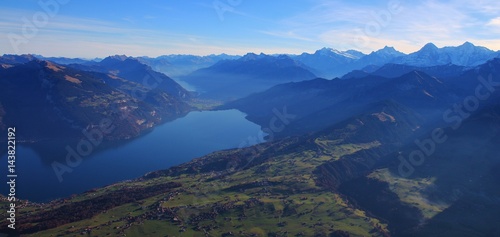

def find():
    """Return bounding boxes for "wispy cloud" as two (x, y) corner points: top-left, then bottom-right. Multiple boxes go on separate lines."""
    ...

(259, 0), (500, 53)
(0, 8), (225, 57)
(0, 1), (498, 57)
(487, 17), (500, 27)
(259, 30), (316, 42)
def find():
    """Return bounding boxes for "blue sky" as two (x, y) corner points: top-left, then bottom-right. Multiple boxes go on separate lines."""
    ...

(1, 0), (499, 57)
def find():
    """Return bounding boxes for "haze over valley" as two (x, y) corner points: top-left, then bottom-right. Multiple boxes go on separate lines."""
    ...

(1, 1), (500, 236)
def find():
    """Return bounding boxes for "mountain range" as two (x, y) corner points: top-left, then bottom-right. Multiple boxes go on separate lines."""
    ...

(181, 53), (317, 100)
(341, 63), (467, 80)
(179, 42), (499, 101)
(4, 57), (500, 236)
(292, 48), (367, 78)
(0, 55), (192, 142)
(221, 67), (468, 139)
(137, 54), (240, 79)
(294, 42), (499, 78)
(397, 42), (498, 67)
(1, 42), (500, 236)
(1, 42), (498, 140)
(6, 41), (498, 84)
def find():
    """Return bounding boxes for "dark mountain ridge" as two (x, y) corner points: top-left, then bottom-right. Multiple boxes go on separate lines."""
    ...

(69, 55), (192, 99)
(181, 53), (317, 100)
(2, 48), (500, 236)
(137, 53), (240, 78)
(342, 63), (467, 80)
(0, 59), (192, 142)
(223, 69), (457, 139)
(292, 42), (498, 79)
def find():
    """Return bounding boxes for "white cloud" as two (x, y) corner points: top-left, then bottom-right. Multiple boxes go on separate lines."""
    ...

(487, 17), (500, 27)
(261, 0), (500, 53)
(0, 8), (226, 57)
(1, 2), (499, 57)
(259, 30), (316, 42)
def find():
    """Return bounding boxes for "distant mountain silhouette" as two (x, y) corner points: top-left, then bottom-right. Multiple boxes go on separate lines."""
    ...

(342, 63), (467, 79)
(292, 42), (498, 79)
(0, 54), (38, 65)
(182, 53), (317, 100)
(223, 68), (458, 138)
(293, 48), (366, 78)
(353, 46), (406, 69)
(4, 51), (500, 237)
(137, 54), (239, 78)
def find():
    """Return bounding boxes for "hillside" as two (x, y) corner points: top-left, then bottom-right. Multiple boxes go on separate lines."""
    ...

(0, 59), (192, 142)
(5, 89), (500, 236)
(69, 55), (192, 99)
(1, 100), (422, 236)
(181, 53), (317, 101)
(1, 50), (500, 236)
(223, 69), (457, 139)
(341, 64), (467, 80)
(3, 58), (500, 236)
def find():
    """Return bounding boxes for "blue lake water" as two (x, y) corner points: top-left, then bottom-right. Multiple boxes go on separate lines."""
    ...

(1, 109), (265, 202)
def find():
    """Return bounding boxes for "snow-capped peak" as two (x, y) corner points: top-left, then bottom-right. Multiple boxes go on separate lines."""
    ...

(374, 46), (404, 56)
(316, 48), (363, 59)
(397, 42), (497, 67)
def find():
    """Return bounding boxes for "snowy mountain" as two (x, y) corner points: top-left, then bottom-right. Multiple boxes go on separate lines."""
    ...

(355, 46), (406, 67)
(445, 42), (500, 65)
(292, 42), (498, 79)
(292, 46), (407, 78)
(293, 48), (366, 78)
(394, 42), (498, 67)
(314, 47), (366, 60)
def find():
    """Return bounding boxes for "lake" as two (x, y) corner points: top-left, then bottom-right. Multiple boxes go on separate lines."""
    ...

(0, 109), (265, 202)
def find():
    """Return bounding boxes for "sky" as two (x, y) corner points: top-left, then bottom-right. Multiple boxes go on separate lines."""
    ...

(0, 0), (499, 58)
